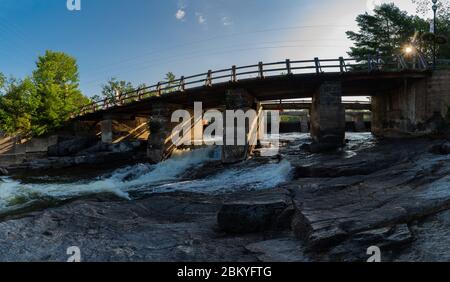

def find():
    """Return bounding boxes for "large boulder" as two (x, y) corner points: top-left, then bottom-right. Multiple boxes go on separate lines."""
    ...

(217, 189), (293, 234)
(48, 136), (98, 157)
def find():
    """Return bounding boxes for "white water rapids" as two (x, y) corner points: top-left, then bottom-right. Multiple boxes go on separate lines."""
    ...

(0, 139), (294, 214)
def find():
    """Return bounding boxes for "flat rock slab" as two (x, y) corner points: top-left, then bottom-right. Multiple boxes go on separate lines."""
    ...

(0, 193), (266, 262)
(326, 224), (414, 262)
(245, 236), (311, 262)
(218, 189), (293, 234)
(396, 209), (450, 262)
(290, 153), (450, 251)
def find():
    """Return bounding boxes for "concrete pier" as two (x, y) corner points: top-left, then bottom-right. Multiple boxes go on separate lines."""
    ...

(147, 104), (182, 163)
(300, 113), (310, 133)
(100, 119), (113, 144)
(310, 81), (345, 150)
(222, 89), (258, 164)
(352, 112), (367, 132)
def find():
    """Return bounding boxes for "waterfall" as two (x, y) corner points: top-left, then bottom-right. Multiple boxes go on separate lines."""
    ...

(0, 145), (293, 215)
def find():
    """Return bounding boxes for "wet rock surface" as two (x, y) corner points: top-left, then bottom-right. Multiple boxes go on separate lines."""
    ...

(2, 134), (450, 261)
(0, 193), (265, 262)
(48, 136), (98, 157)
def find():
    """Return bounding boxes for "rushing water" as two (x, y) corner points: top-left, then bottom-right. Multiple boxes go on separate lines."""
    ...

(0, 133), (375, 216)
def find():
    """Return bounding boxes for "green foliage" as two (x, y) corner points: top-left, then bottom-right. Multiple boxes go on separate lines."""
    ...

(348, 3), (450, 62)
(0, 77), (38, 135)
(164, 72), (177, 93)
(0, 73), (5, 90)
(280, 115), (301, 123)
(101, 78), (135, 103)
(31, 50), (89, 135)
(347, 4), (430, 60)
(0, 51), (89, 137)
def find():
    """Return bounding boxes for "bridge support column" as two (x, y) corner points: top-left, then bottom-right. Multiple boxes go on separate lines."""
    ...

(100, 119), (113, 144)
(371, 74), (443, 137)
(299, 113), (310, 133)
(310, 81), (345, 151)
(222, 89), (258, 164)
(147, 103), (182, 163)
(353, 112), (367, 132)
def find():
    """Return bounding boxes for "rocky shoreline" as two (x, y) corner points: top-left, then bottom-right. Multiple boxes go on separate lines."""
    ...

(2, 136), (450, 261)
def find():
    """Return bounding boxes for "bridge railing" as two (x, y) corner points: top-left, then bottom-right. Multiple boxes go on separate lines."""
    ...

(77, 56), (428, 117)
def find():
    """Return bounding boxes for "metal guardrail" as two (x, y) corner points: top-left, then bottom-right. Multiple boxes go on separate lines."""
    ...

(77, 55), (428, 117)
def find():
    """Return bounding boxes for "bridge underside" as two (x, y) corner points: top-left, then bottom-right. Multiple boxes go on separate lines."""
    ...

(75, 71), (427, 121)
(70, 70), (450, 162)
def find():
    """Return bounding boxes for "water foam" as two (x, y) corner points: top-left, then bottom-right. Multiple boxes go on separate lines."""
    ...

(0, 145), (293, 214)
(147, 160), (293, 194)
(0, 148), (217, 209)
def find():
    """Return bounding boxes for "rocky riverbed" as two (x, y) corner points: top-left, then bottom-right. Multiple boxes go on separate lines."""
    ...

(1, 133), (450, 261)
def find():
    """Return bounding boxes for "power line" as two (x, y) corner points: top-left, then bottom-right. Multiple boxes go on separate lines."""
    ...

(80, 24), (353, 75)
(80, 38), (350, 81)
(81, 44), (349, 89)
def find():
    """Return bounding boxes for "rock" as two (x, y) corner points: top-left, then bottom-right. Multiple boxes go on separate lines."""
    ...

(430, 142), (450, 155)
(245, 236), (312, 262)
(0, 167), (8, 176)
(48, 136), (98, 157)
(395, 209), (450, 262)
(326, 224), (414, 262)
(289, 151), (450, 252)
(217, 189), (292, 234)
(293, 155), (399, 178)
(308, 142), (343, 153)
(109, 141), (142, 153)
(0, 193), (265, 262)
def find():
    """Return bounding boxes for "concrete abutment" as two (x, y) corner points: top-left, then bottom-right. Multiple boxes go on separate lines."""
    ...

(372, 70), (450, 137)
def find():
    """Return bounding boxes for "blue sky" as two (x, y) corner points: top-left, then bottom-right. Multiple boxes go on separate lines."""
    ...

(0, 0), (418, 97)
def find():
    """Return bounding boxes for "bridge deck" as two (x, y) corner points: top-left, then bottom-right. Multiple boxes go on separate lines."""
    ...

(76, 70), (428, 121)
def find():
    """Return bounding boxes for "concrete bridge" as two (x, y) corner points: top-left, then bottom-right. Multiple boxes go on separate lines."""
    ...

(71, 56), (450, 163)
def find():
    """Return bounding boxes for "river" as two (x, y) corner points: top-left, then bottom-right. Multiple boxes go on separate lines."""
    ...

(0, 133), (375, 217)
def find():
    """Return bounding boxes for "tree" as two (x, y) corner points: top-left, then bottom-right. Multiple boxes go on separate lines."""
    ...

(164, 72), (177, 93)
(346, 3), (429, 61)
(101, 78), (134, 103)
(0, 77), (38, 135)
(0, 73), (5, 91)
(31, 50), (89, 136)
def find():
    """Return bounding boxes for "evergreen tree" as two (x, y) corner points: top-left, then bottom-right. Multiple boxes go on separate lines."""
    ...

(346, 4), (429, 60)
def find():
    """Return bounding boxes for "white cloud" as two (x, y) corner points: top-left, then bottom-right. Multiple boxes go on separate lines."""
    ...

(221, 16), (233, 26)
(196, 13), (206, 24)
(176, 9), (186, 20)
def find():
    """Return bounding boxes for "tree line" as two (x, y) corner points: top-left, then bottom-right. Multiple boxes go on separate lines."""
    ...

(346, 2), (450, 61)
(0, 51), (89, 137)
(0, 50), (177, 138)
